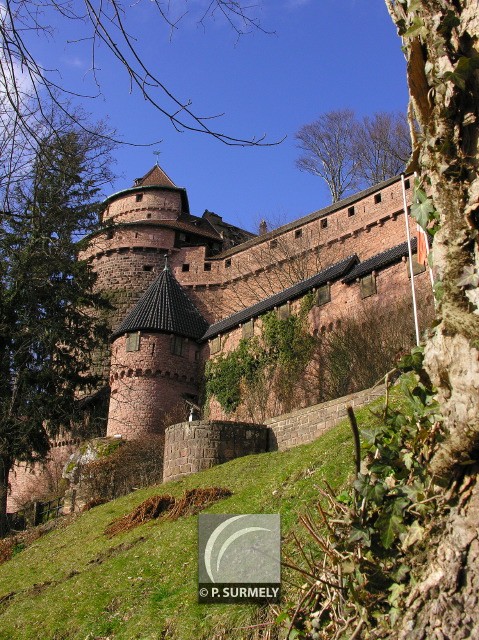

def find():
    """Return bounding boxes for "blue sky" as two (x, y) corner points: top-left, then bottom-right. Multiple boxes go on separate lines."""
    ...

(28, 0), (408, 232)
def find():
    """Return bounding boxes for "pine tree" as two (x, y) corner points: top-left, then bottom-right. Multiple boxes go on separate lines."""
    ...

(0, 130), (113, 536)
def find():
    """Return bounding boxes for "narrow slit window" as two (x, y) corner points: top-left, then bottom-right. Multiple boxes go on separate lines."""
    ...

(374, 193), (382, 204)
(348, 206), (355, 217)
(321, 218), (328, 229)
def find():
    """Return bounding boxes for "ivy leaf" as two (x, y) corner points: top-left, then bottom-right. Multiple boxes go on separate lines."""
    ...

(457, 265), (479, 288)
(388, 582), (406, 607)
(401, 520), (425, 550)
(411, 188), (435, 229)
(376, 509), (406, 549)
(404, 16), (426, 38)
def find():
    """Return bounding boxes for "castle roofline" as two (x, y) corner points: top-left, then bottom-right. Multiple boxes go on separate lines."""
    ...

(341, 237), (423, 283)
(201, 255), (359, 341)
(212, 174), (410, 260)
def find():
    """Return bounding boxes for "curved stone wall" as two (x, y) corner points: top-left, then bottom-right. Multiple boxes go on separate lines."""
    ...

(163, 421), (269, 482)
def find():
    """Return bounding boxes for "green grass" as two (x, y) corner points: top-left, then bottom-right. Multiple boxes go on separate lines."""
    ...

(0, 396), (392, 640)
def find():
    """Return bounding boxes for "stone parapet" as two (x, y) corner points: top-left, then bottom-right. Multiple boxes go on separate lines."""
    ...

(163, 421), (268, 482)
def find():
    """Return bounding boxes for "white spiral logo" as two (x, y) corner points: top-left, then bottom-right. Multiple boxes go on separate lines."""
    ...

(203, 515), (271, 583)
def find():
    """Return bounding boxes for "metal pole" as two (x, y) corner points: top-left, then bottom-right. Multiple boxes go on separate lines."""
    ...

(401, 174), (421, 346)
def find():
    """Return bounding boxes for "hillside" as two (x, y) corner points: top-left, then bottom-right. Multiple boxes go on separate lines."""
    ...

(0, 401), (387, 640)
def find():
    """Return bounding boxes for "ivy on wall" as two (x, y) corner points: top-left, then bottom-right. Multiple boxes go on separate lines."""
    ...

(205, 300), (315, 416)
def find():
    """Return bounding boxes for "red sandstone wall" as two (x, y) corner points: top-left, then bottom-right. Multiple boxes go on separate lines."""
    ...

(107, 332), (200, 438)
(103, 190), (182, 222)
(7, 440), (79, 512)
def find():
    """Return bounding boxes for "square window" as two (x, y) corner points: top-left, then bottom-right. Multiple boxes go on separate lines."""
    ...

(242, 319), (254, 339)
(295, 229), (303, 239)
(171, 335), (184, 356)
(126, 332), (140, 352)
(360, 274), (377, 299)
(210, 336), (221, 354)
(317, 284), (331, 306)
(321, 218), (328, 229)
(146, 213), (152, 219)
(348, 206), (355, 217)
(182, 264), (190, 272)
(374, 193), (382, 204)
(204, 262), (212, 271)
(135, 193), (143, 202)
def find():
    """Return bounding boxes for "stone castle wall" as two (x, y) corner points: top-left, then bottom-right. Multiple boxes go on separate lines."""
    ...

(162, 384), (386, 482)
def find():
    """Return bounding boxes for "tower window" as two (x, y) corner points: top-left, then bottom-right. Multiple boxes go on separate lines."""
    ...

(295, 229), (303, 239)
(225, 259), (231, 268)
(182, 263), (190, 272)
(171, 335), (184, 356)
(404, 179), (410, 189)
(146, 213), (152, 219)
(126, 332), (140, 352)
(143, 265), (153, 272)
(374, 193), (382, 204)
(136, 193), (143, 202)
(204, 262), (212, 271)
(348, 206), (355, 217)
(106, 229), (114, 240)
(321, 218), (328, 229)
(270, 239), (278, 249)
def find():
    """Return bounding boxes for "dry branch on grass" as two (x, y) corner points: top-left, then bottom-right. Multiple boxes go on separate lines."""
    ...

(105, 487), (232, 537)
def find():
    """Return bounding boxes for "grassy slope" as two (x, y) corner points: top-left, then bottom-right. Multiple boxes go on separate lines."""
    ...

(0, 400), (388, 640)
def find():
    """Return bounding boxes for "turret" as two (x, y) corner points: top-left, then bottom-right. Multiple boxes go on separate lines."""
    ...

(107, 264), (209, 438)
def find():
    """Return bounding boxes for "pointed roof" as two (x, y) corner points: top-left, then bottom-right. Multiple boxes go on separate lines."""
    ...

(134, 164), (176, 188)
(112, 266), (209, 341)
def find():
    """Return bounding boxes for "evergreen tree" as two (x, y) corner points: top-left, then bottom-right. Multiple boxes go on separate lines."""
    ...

(0, 129), (114, 536)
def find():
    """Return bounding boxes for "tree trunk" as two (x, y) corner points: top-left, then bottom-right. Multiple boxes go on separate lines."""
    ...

(0, 456), (11, 538)
(384, 1), (479, 636)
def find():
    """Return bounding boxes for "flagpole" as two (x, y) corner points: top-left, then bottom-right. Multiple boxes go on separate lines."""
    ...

(401, 173), (421, 346)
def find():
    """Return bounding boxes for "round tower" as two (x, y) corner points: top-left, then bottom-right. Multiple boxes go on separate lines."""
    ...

(79, 165), (190, 331)
(107, 264), (208, 439)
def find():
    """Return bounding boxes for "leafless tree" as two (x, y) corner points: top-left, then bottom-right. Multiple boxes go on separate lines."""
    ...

(295, 109), (412, 202)
(295, 109), (359, 203)
(353, 111), (412, 185)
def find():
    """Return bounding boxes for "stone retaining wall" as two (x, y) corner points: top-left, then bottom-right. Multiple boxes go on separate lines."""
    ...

(162, 385), (386, 482)
(163, 421), (269, 482)
(266, 384), (386, 451)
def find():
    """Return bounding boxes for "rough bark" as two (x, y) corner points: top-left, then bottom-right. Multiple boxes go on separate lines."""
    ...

(398, 471), (479, 639)
(383, 2), (479, 638)
(386, 0), (479, 478)
(0, 457), (11, 538)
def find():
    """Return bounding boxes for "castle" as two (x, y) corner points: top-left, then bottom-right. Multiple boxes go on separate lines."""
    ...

(8, 164), (434, 510)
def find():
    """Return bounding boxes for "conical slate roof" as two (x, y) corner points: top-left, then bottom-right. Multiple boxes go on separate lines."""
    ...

(135, 164), (176, 188)
(112, 266), (209, 341)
